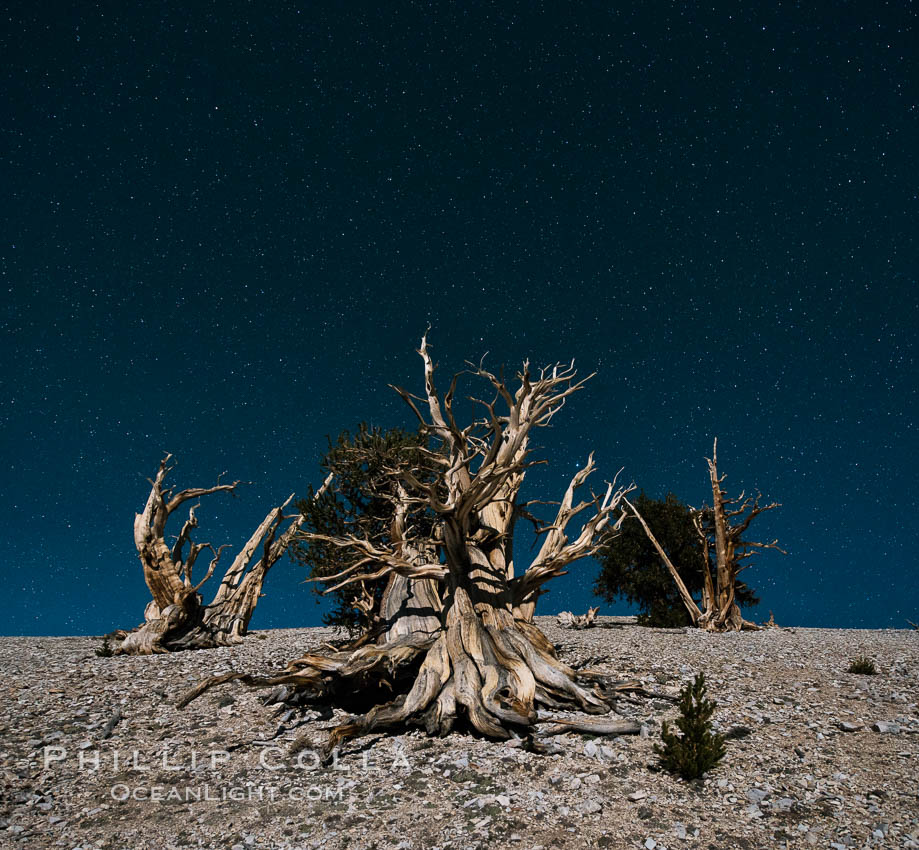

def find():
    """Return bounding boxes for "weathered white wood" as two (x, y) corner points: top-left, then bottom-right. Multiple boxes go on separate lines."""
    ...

(118, 462), (330, 654)
(181, 336), (637, 757)
(557, 607), (599, 629)
(535, 715), (641, 737)
(630, 438), (785, 633)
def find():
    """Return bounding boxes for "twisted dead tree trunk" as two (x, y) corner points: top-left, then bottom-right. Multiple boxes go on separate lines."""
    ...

(289, 424), (441, 639)
(181, 336), (638, 754)
(117, 455), (329, 654)
(627, 438), (784, 632)
(321, 480), (444, 652)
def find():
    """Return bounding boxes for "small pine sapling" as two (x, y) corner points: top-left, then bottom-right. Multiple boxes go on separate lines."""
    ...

(655, 672), (726, 780)
(95, 636), (114, 657)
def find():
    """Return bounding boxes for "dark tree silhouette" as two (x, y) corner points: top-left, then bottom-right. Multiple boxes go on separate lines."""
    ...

(595, 491), (758, 627)
(181, 335), (643, 756)
(627, 440), (784, 632)
(289, 424), (439, 636)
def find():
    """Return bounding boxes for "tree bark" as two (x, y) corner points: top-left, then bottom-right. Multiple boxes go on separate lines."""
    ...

(557, 607), (599, 629)
(702, 439), (744, 630)
(117, 456), (328, 654)
(180, 336), (635, 755)
(628, 439), (784, 633)
(694, 439), (785, 632)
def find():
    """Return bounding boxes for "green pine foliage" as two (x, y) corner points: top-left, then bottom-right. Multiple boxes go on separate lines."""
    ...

(595, 492), (759, 627)
(289, 423), (440, 633)
(654, 672), (726, 780)
(95, 636), (114, 657)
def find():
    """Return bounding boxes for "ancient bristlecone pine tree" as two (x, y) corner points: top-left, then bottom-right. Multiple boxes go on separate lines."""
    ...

(181, 336), (639, 753)
(117, 455), (328, 654)
(627, 439), (784, 632)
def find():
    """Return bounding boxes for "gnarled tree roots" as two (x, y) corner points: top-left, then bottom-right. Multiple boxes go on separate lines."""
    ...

(178, 337), (655, 756)
(117, 596), (258, 654)
(179, 614), (643, 760)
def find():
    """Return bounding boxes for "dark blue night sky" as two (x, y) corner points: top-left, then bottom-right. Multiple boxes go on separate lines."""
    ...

(2, 2), (916, 635)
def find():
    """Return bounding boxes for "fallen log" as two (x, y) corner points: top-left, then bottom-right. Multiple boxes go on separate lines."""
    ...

(557, 607), (599, 629)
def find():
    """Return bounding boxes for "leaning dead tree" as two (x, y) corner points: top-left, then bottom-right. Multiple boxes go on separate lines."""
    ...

(181, 336), (645, 753)
(116, 455), (329, 654)
(628, 438), (784, 632)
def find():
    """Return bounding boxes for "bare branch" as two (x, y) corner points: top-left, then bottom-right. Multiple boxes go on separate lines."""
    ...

(512, 462), (635, 606)
(625, 496), (703, 624)
(191, 543), (232, 592)
(165, 483), (241, 516)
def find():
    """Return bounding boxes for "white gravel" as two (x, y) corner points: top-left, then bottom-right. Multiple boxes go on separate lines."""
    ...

(1, 618), (917, 849)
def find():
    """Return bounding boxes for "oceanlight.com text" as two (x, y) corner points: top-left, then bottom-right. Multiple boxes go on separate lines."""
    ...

(108, 783), (348, 803)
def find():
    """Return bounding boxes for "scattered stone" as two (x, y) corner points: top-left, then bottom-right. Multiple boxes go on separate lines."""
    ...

(2, 620), (915, 850)
(100, 707), (122, 739)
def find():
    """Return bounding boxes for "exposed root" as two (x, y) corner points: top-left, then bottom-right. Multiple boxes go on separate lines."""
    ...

(176, 611), (644, 761)
(577, 673), (680, 703)
(534, 715), (641, 737)
(176, 632), (435, 709)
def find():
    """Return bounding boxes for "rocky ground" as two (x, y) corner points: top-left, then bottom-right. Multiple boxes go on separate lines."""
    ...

(1, 618), (917, 850)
